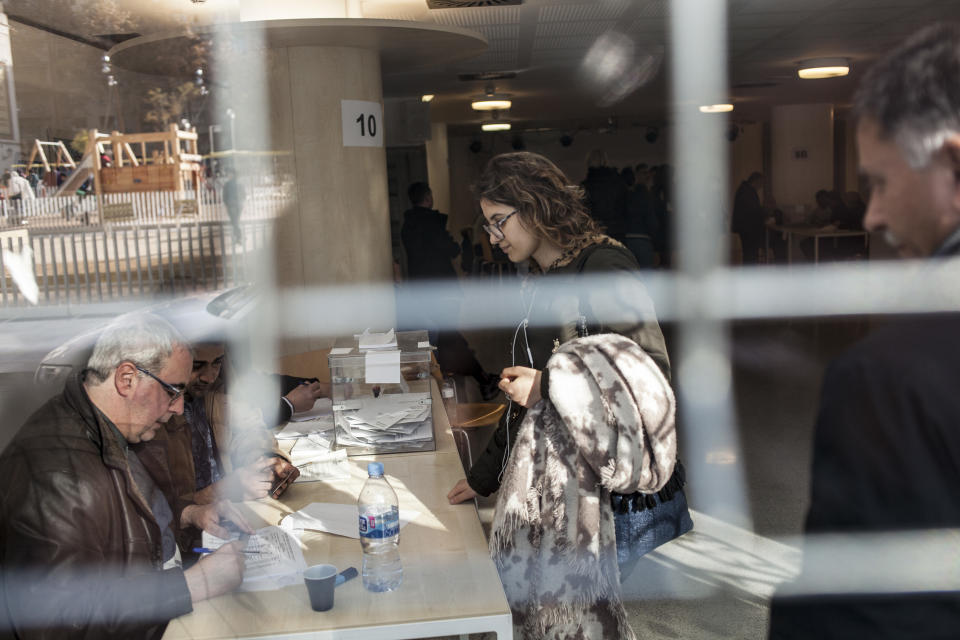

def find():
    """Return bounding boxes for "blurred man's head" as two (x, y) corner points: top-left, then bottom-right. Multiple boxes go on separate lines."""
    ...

(854, 23), (960, 258)
(85, 314), (191, 443)
(189, 343), (225, 397)
(408, 182), (433, 208)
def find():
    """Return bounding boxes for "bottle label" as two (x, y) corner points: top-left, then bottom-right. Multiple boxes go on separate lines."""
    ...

(359, 506), (400, 539)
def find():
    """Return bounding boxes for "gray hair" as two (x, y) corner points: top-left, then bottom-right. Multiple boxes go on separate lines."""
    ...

(85, 313), (190, 384)
(853, 23), (960, 169)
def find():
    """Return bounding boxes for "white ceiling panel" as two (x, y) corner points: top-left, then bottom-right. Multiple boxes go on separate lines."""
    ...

(430, 5), (521, 27)
(532, 35), (598, 51)
(478, 24), (520, 40)
(729, 12), (816, 28)
(535, 20), (618, 38)
(636, 0), (669, 19)
(539, 2), (630, 23)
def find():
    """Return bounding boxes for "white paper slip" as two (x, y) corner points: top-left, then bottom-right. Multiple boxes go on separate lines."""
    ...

(365, 349), (401, 384)
(357, 328), (397, 350)
(329, 347), (352, 355)
(290, 397), (333, 421)
(276, 414), (335, 439)
(280, 503), (420, 539)
(201, 525), (306, 592)
(291, 448), (350, 482)
(417, 341), (434, 349)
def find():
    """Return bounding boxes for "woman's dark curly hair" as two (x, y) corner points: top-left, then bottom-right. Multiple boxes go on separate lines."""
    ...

(473, 152), (599, 251)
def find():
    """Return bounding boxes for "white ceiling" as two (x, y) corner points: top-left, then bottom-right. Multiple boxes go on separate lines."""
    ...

(5, 0), (960, 133)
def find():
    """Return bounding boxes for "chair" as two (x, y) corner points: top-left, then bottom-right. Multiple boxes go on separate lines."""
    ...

(449, 402), (506, 470)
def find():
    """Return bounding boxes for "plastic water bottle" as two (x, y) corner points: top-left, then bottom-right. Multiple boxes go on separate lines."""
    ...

(358, 462), (402, 592)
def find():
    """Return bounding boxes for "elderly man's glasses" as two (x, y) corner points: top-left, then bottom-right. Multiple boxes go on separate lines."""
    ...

(134, 365), (186, 403)
(482, 210), (517, 241)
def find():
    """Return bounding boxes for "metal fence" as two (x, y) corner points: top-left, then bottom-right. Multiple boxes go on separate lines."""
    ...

(0, 183), (293, 231)
(0, 220), (273, 306)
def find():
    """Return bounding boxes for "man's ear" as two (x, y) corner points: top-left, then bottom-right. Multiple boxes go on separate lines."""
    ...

(114, 362), (138, 398)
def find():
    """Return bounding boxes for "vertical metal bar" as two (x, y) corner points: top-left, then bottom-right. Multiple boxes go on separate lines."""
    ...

(92, 230), (103, 302)
(167, 226), (176, 292)
(198, 223), (207, 288)
(60, 234), (69, 304)
(208, 224), (218, 289)
(187, 224), (196, 290)
(134, 227), (143, 296)
(81, 231), (91, 301)
(39, 235), (50, 303)
(10, 238), (20, 305)
(146, 227), (155, 293)
(124, 229), (133, 295)
(0, 236), (8, 305)
(670, 0), (748, 525)
(70, 232), (81, 301)
(111, 228), (122, 299)
(51, 236), (60, 305)
(176, 224), (186, 292)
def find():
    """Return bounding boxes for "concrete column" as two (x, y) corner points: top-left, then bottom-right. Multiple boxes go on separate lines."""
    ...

(0, 7), (20, 165)
(425, 122), (450, 215)
(270, 45), (392, 290)
(771, 103), (834, 208)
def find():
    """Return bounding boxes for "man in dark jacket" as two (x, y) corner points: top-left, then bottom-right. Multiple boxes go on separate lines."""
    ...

(0, 314), (247, 639)
(399, 182), (496, 397)
(731, 171), (766, 264)
(582, 149), (628, 240)
(768, 23), (960, 639)
(400, 182), (460, 281)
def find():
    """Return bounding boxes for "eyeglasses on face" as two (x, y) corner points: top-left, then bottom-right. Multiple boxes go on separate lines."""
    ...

(482, 210), (517, 241)
(134, 364), (186, 403)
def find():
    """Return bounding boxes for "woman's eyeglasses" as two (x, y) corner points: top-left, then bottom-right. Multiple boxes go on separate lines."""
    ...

(482, 210), (517, 241)
(134, 365), (186, 403)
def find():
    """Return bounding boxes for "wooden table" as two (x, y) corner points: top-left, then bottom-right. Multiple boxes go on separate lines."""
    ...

(163, 381), (513, 639)
(765, 224), (869, 264)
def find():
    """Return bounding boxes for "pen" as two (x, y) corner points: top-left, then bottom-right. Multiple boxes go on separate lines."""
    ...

(192, 547), (260, 555)
(335, 567), (358, 587)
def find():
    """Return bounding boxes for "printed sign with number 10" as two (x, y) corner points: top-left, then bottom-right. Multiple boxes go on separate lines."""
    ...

(341, 100), (384, 148)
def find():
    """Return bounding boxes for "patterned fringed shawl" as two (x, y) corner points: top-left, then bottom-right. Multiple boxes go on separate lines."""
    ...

(489, 334), (677, 640)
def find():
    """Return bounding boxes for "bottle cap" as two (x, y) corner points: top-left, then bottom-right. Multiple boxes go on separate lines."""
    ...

(367, 462), (384, 476)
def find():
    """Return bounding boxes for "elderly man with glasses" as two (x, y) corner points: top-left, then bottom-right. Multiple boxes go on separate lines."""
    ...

(0, 313), (249, 639)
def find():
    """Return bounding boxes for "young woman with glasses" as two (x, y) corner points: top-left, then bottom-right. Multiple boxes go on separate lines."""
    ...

(447, 153), (691, 602)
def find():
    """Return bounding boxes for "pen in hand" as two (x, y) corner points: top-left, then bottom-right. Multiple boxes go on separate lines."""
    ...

(193, 547), (260, 555)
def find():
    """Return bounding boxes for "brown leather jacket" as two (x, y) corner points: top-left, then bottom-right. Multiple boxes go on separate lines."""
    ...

(0, 374), (192, 640)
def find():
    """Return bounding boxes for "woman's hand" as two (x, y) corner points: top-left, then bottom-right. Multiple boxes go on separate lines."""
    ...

(447, 478), (478, 505)
(498, 366), (542, 408)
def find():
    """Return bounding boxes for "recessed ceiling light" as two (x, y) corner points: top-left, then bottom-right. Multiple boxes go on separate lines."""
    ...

(421, 94), (435, 103)
(798, 58), (850, 79)
(481, 122), (511, 132)
(472, 99), (512, 111)
(699, 104), (734, 113)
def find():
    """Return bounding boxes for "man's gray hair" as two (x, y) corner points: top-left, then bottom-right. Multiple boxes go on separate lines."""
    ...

(85, 313), (190, 384)
(853, 23), (960, 169)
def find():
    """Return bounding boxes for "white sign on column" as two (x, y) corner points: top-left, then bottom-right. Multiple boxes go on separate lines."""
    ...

(341, 100), (383, 148)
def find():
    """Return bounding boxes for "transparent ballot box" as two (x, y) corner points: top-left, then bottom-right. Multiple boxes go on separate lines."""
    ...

(327, 330), (435, 456)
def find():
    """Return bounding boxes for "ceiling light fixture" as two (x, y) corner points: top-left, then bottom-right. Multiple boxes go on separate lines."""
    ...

(798, 58), (850, 79)
(482, 122), (511, 132)
(472, 99), (512, 111)
(421, 94), (435, 103)
(699, 104), (734, 113)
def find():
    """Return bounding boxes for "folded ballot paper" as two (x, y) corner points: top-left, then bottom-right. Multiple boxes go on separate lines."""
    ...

(280, 503), (420, 539)
(202, 525), (307, 592)
(334, 392), (433, 449)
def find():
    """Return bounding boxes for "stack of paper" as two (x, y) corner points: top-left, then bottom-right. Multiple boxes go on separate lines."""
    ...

(334, 391), (433, 450)
(289, 445), (350, 482)
(202, 525), (307, 592)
